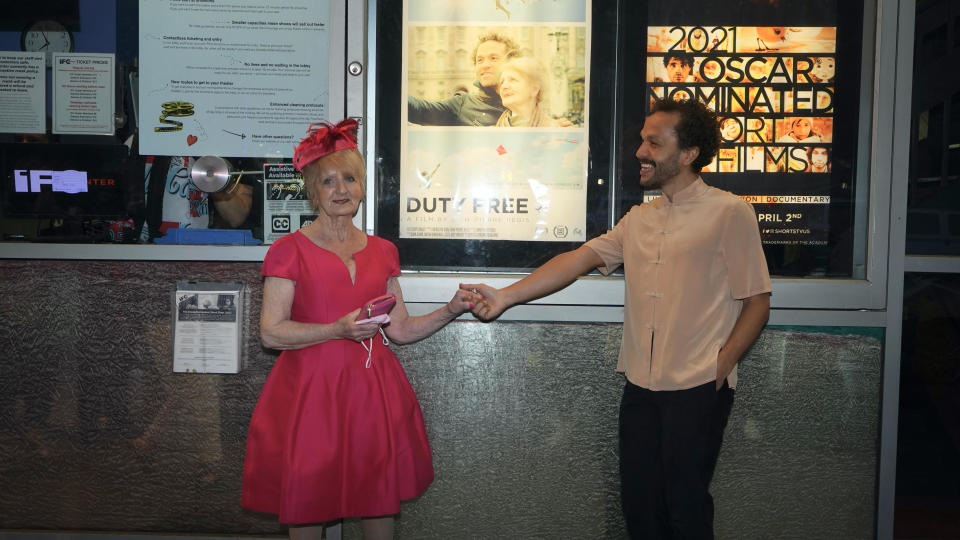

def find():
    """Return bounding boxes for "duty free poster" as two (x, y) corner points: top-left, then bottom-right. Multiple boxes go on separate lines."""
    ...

(400, 0), (591, 242)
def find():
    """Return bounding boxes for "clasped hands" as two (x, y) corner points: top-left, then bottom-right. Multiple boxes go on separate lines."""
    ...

(459, 282), (505, 321)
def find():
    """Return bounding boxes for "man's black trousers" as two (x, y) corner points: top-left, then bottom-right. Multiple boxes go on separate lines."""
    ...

(619, 378), (735, 539)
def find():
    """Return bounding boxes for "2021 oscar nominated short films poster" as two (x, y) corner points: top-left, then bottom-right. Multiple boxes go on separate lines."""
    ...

(645, 1), (851, 276)
(402, 0), (590, 242)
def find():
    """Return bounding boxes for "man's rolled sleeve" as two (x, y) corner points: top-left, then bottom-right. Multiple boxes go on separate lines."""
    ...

(585, 213), (628, 275)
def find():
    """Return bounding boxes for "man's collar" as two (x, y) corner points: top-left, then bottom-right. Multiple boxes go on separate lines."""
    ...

(664, 177), (707, 204)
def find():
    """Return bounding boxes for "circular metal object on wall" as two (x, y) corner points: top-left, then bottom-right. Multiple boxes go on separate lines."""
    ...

(190, 155), (233, 192)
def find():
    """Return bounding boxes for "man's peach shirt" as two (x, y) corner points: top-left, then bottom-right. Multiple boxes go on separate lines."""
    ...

(585, 178), (772, 390)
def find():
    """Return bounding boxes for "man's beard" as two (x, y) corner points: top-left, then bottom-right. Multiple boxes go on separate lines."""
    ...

(639, 151), (683, 190)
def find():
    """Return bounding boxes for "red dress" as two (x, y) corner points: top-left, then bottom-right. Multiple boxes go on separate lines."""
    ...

(241, 231), (434, 524)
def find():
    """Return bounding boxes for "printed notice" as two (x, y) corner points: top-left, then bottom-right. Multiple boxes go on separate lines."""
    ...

(138, 0), (331, 157)
(52, 53), (116, 135)
(0, 52), (45, 134)
(173, 282), (246, 374)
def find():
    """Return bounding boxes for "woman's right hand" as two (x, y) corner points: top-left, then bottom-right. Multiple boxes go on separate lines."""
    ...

(335, 308), (382, 342)
(460, 283), (507, 321)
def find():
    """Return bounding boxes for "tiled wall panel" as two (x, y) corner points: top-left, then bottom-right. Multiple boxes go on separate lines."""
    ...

(0, 261), (879, 538)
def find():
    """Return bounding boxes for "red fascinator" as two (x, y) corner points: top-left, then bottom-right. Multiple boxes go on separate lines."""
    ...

(292, 118), (359, 171)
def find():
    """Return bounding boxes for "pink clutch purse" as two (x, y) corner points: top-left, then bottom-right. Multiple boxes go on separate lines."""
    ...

(355, 294), (396, 322)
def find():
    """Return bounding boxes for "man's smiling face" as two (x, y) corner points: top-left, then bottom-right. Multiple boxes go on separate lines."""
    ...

(475, 40), (509, 88)
(635, 111), (687, 190)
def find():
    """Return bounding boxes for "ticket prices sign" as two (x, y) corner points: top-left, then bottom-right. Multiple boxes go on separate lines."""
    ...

(645, 20), (846, 269)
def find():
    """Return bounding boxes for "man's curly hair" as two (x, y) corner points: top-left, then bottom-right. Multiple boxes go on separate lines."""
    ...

(649, 98), (720, 172)
(471, 33), (521, 64)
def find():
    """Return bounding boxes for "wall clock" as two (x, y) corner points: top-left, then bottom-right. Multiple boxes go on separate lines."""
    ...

(20, 19), (74, 68)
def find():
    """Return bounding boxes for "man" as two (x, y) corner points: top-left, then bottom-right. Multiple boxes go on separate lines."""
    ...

(408, 33), (520, 126)
(663, 52), (695, 83)
(463, 98), (771, 539)
(807, 145), (831, 173)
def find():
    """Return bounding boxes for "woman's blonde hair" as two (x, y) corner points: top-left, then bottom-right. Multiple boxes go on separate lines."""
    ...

(496, 57), (551, 127)
(499, 57), (549, 104)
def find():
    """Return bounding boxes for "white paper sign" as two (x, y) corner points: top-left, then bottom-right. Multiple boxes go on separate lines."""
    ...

(0, 52), (45, 134)
(52, 53), (116, 135)
(173, 282), (245, 374)
(138, 0), (331, 158)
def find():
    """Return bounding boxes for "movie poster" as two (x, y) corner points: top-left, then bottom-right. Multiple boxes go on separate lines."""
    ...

(401, 0), (590, 242)
(645, 16), (844, 260)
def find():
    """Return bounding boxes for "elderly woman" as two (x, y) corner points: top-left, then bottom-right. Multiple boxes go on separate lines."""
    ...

(496, 57), (555, 127)
(242, 119), (478, 539)
(806, 145), (831, 173)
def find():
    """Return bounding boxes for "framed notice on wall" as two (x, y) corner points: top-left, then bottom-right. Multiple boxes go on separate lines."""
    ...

(172, 281), (247, 374)
(52, 53), (116, 135)
(618, 0), (864, 278)
(0, 52), (45, 135)
(376, 1), (616, 271)
(137, 0), (332, 158)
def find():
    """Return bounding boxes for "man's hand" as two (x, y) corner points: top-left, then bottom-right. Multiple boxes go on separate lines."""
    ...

(716, 349), (737, 390)
(459, 246), (603, 322)
(460, 283), (506, 321)
(715, 292), (770, 389)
